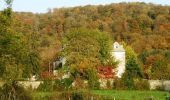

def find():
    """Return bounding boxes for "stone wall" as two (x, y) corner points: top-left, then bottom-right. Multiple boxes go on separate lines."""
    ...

(0, 80), (170, 91)
(99, 79), (114, 89)
(18, 81), (43, 89)
(99, 79), (170, 91)
(0, 81), (42, 89)
(149, 80), (170, 91)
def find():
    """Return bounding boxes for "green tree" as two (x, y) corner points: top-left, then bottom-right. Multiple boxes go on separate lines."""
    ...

(0, 3), (21, 80)
(4, 0), (13, 8)
(22, 32), (40, 78)
(0, 0), (40, 80)
(63, 29), (114, 73)
(122, 44), (143, 89)
(63, 29), (114, 88)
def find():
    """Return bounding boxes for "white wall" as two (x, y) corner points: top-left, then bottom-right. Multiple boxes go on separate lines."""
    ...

(112, 51), (125, 78)
(18, 81), (43, 89)
(149, 80), (170, 91)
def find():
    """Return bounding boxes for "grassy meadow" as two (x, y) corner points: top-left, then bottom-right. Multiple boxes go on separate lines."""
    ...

(32, 90), (170, 100)
(92, 90), (170, 100)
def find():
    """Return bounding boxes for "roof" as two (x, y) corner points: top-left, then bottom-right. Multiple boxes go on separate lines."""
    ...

(113, 42), (125, 52)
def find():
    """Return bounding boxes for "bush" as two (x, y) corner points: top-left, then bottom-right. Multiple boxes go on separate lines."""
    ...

(72, 92), (83, 100)
(121, 71), (136, 89)
(113, 78), (150, 90)
(113, 78), (127, 90)
(106, 80), (111, 89)
(37, 80), (53, 92)
(0, 81), (32, 100)
(134, 79), (149, 90)
(61, 78), (73, 89)
(155, 85), (164, 91)
(54, 78), (73, 91)
(87, 69), (100, 89)
(166, 96), (170, 100)
(37, 78), (73, 92)
(53, 79), (63, 91)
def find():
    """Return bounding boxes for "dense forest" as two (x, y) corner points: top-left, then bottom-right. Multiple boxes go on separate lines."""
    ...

(1, 1), (170, 99)
(1, 2), (170, 81)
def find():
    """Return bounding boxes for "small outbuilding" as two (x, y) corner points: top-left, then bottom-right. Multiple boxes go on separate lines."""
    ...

(112, 42), (125, 78)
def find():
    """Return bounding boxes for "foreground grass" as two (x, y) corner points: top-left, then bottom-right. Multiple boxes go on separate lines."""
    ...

(32, 90), (170, 100)
(92, 90), (169, 100)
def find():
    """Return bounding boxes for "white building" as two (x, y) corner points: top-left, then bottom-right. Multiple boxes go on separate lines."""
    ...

(112, 42), (125, 78)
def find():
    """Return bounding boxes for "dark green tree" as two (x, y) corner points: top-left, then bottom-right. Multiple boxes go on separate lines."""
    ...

(0, 1), (20, 79)
(122, 45), (143, 89)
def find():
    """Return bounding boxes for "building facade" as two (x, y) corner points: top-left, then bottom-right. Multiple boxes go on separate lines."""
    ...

(112, 42), (125, 78)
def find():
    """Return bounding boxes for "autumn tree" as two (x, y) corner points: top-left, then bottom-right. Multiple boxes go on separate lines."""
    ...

(63, 29), (114, 88)
(6, 2), (170, 81)
(0, 1), (22, 80)
(139, 50), (170, 80)
(0, 0), (40, 80)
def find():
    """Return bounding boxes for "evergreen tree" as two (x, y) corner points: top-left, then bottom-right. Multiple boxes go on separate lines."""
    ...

(122, 45), (143, 89)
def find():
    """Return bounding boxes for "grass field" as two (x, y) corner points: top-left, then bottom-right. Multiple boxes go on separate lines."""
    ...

(92, 90), (170, 100)
(32, 90), (170, 100)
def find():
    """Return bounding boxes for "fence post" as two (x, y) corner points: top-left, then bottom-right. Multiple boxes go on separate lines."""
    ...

(91, 96), (93, 100)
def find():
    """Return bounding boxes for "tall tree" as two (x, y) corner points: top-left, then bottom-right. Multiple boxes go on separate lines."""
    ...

(63, 29), (114, 88)
(4, 0), (13, 8)
(122, 44), (143, 89)
(0, 1), (19, 80)
(0, 0), (40, 80)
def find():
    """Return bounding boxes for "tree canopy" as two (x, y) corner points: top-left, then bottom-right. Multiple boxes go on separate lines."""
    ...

(63, 29), (114, 78)
(0, 0), (40, 80)
(0, 2), (169, 80)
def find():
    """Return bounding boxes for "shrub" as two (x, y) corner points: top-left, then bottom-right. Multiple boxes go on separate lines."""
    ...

(38, 78), (74, 92)
(72, 92), (83, 100)
(37, 80), (53, 92)
(106, 80), (111, 89)
(61, 78), (73, 89)
(134, 79), (149, 90)
(155, 85), (164, 91)
(122, 71), (136, 89)
(53, 79), (63, 91)
(113, 78), (127, 90)
(87, 69), (100, 89)
(0, 81), (32, 100)
(54, 78), (73, 91)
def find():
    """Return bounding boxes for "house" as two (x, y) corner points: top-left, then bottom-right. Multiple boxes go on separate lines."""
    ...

(47, 42), (125, 80)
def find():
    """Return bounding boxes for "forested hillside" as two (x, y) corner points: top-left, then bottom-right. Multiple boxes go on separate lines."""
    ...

(3, 2), (170, 79)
